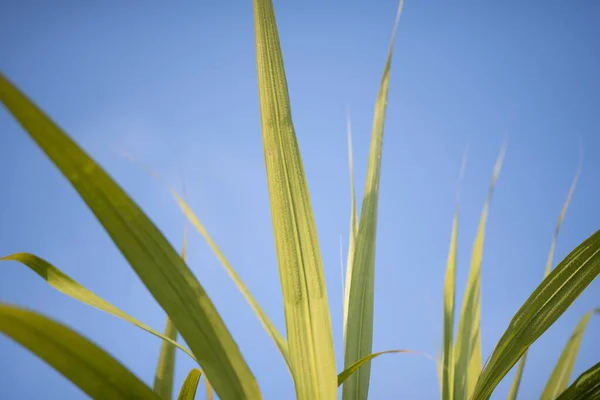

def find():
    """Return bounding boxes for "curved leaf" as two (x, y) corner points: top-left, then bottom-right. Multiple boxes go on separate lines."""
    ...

(0, 303), (160, 399)
(177, 369), (202, 400)
(556, 362), (600, 400)
(453, 143), (505, 400)
(0, 253), (195, 361)
(541, 308), (600, 400)
(0, 72), (260, 399)
(472, 229), (600, 400)
(343, 2), (404, 399)
(338, 349), (422, 387)
(253, 0), (338, 398)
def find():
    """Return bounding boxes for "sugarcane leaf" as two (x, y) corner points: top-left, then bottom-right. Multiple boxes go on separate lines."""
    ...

(556, 362), (600, 400)
(342, 2), (404, 399)
(337, 349), (423, 386)
(0, 72), (260, 400)
(471, 230), (600, 400)
(177, 369), (202, 400)
(0, 303), (160, 399)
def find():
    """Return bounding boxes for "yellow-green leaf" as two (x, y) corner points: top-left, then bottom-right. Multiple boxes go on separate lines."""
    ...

(442, 210), (459, 400)
(252, 0), (337, 398)
(173, 192), (291, 372)
(541, 309), (600, 400)
(337, 349), (422, 387)
(472, 230), (600, 400)
(453, 144), (505, 400)
(0, 72), (260, 400)
(0, 253), (195, 361)
(342, 3), (404, 400)
(343, 110), (359, 344)
(556, 362), (600, 400)
(0, 303), (160, 399)
(507, 158), (580, 400)
(177, 369), (202, 400)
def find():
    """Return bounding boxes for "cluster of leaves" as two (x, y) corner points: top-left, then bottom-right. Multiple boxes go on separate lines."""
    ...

(0, 0), (598, 399)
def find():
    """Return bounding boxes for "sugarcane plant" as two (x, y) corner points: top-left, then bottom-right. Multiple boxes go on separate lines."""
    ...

(1, 0), (599, 399)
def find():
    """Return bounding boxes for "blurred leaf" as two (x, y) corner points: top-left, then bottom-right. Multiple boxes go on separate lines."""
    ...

(0, 303), (160, 399)
(252, 0), (338, 398)
(177, 369), (202, 400)
(343, 2), (404, 399)
(472, 229), (600, 399)
(541, 309), (600, 400)
(453, 144), (505, 400)
(556, 361), (600, 400)
(338, 349), (421, 386)
(0, 72), (260, 399)
(0, 253), (195, 361)
(442, 210), (459, 400)
(508, 158), (580, 400)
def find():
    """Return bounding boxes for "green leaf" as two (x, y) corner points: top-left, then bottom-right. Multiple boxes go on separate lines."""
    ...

(556, 362), (600, 400)
(154, 231), (189, 399)
(0, 253), (195, 361)
(342, 2), (404, 400)
(506, 353), (527, 400)
(0, 72), (260, 400)
(343, 110), (359, 344)
(541, 309), (600, 400)
(453, 144), (505, 400)
(471, 230), (600, 400)
(337, 349), (423, 387)
(177, 369), (202, 400)
(205, 377), (214, 400)
(252, 0), (338, 398)
(508, 161), (581, 400)
(442, 210), (459, 400)
(0, 303), (160, 399)
(173, 192), (291, 372)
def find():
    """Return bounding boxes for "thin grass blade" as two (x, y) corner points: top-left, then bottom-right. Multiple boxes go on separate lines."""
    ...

(343, 110), (359, 344)
(541, 308), (600, 400)
(154, 231), (189, 399)
(453, 144), (506, 400)
(342, 3), (404, 400)
(338, 349), (427, 386)
(507, 158), (581, 400)
(0, 303), (160, 399)
(442, 210), (459, 400)
(471, 230), (600, 400)
(177, 369), (202, 400)
(556, 362), (600, 400)
(0, 72), (260, 399)
(252, 0), (338, 398)
(0, 252), (195, 361)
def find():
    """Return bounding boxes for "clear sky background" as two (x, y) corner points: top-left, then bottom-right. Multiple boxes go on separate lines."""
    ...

(1, 1), (599, 399)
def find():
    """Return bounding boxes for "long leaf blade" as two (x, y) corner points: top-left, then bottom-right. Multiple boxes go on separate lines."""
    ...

(0, 253), (195, 361)
(541, 309), (600, 400)
(556, 362), (600, 400)
(0, 72), (260, 399)
(508, 161), (581, 400)
(342, 3), (404, 400)
(0, 303), (160, 399)
(177, 369), (202, 400)
(453, 144), (506, 400)
(338, 349), (424, 386)
(442, 210), (459, 400)
(471, 230), (600, 400)
(252, 0), (338, 398)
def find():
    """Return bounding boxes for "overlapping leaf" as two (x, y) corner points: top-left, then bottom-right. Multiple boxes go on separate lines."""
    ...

(0, 303), (160, 399)
(556, 362), (600, 400)
(343, 2), (404, 399)
(0, 72), (260, 400)
(177, 369), (203, 400)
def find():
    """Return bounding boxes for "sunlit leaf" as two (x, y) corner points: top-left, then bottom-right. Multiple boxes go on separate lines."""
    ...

(252, 0), (338, 398)
(556, 361), (600, 400)
(337, 349), (423, 386)
(442, 211), (458, 400)
(0, 72), (260, 399)
(541, 309), (600, 400)
(0, 303), (160, 399)
(177, 369), (202, 400)
(453, 144), (505, 400)
(472, 229), (600, 399)
(343, 2), (404, 399)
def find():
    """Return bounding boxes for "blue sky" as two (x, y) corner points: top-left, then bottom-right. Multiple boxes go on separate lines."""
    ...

(1, 1), (599, 399)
